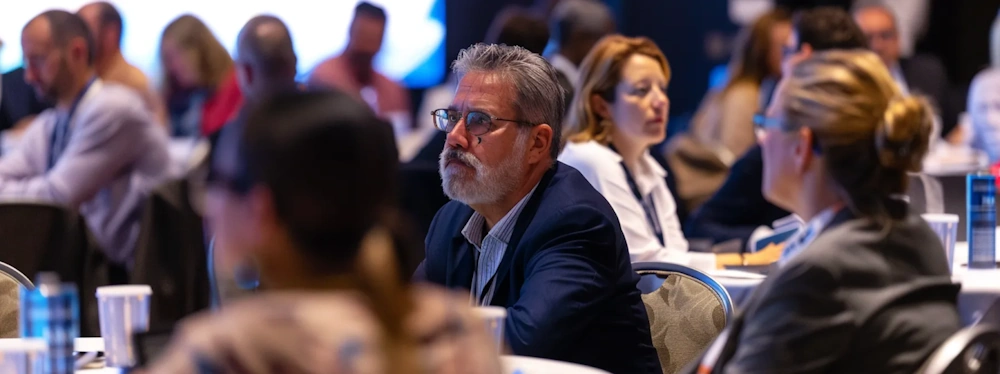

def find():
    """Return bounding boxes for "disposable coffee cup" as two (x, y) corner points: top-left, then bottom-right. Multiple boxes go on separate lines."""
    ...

(96, 285), (152, 367)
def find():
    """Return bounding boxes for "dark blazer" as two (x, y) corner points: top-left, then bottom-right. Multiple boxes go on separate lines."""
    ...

(417, 162), (662, 374)
(688, 200), (960, 374)
(684, 146), (790, 248)
(900, 55), (958, 136)
(0, 67), (50, 132)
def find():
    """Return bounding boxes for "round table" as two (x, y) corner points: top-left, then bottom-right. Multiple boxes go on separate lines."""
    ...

(502, 355), (610, 374)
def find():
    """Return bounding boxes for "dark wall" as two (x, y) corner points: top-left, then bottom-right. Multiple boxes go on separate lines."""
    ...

(446, 0), (536, 72)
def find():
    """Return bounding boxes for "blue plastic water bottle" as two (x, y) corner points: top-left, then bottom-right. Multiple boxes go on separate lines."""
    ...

(20, 272), (80, 374)
(967, 172), (997, 269)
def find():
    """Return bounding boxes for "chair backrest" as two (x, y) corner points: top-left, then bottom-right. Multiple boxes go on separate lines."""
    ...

(0, 275), (20, 338)
(633, 262), (733, 374)
(908, 173), (945, 214)
(0, 202), (109, 337)
(0, 262), (32, 290)
(918, 324), (1000, 374)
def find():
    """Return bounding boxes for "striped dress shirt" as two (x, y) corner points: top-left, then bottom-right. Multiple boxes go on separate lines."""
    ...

(462, 184), (539, 305)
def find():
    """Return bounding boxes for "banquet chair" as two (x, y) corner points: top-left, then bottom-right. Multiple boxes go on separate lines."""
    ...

(0, 262), (33, 339)
(634, 262), (732, 374)
(0, 202), (109, 337)
(918, 324), (1000, 374)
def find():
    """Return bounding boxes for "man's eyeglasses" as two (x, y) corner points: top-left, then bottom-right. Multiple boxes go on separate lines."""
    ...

(431, 109), (532, 136)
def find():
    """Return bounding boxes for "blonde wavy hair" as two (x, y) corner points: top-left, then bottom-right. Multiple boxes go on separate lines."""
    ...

(781, 50), (933, 220)
(562, 35), (671, 147)
(159, 14), (233, 96)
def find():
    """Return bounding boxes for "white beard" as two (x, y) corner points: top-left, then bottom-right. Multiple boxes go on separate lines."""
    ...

(439, 135), (527, 206)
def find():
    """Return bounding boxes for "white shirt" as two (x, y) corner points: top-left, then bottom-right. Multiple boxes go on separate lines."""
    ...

(890, 63), (910, 95)
(559, 140), (715, 270)
(549, 54), (580, 91)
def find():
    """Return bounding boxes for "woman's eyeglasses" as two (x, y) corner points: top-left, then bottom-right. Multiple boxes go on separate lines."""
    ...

(431, 109), (532, 136)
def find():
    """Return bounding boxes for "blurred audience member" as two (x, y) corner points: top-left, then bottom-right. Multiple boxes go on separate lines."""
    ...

(546, 0), (615, 91)
(151, 90), (499, 374)
(159, 15), (242, 138)
(211, 14), (300, 302)
(559, 35), (781, 270)
(692, 50), (959, 373)
(308, 2), (410, 124)
(417, 43), (661, 374)
(0, 10), (170, 265)
(685, 6), (867, 249)
(668, 9), (792, 212)
(854, 5), (956, 138)
(413, 6), (551, 164)
(77, 1), (167, 126)
(1, 70), (51, 156)
(968, 69), (1000, 164)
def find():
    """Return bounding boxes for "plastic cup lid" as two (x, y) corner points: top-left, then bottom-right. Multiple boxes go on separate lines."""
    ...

(96, 285), (153, 297)
(474, 306), (507, 319)
(0, 338), (46, 353)
(921, 214), (960, 223)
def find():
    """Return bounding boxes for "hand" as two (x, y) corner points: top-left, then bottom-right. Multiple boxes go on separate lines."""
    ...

(715, 242), (784, 269)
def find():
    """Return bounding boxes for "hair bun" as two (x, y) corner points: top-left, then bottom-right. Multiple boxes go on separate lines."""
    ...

(875, 96), (933, 172)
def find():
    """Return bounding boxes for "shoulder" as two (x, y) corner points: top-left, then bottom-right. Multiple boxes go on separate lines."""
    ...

(558, 141), (621, 175)
(722, 80), (760, 100)
(531, 163), (622, 230)
(84, 82), (149, 119)
(901, 55), (947, 76)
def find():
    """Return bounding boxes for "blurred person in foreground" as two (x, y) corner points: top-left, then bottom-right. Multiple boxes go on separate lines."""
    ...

(0, 10), (170, 266)
(211, 14), (301, 304)
(159, 14), (242, 138)
(309, 2), (409, 122)
(150, 90), (500, 374)
(417, 43), (661, 373)
(669, 8), (792, 212)
(559, 35), (779, 270)
(685, 6), (868, 251)
(853, 5), (955, 138)
(690, 50), (959, 374)
(77, 1), (167, 126)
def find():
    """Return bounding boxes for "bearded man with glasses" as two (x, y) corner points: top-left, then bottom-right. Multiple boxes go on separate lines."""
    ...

(415, 43), (661, 374)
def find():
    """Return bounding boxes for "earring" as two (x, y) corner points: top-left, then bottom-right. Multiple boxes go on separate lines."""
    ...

(233, 256), (261, 291)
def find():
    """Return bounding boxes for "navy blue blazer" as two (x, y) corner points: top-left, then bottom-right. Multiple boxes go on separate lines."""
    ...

(417, 162), (662, 374)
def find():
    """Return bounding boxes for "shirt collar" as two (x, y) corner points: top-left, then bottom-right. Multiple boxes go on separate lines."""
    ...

(461, 183), (540, 247)
(778, 205), (842, 265)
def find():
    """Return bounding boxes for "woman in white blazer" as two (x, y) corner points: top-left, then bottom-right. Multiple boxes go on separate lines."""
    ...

(559, 35), (778, 270)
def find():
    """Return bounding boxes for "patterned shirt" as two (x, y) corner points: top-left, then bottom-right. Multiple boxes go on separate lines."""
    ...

(462, 184), (539, 305)
(149, 286), (501, 374)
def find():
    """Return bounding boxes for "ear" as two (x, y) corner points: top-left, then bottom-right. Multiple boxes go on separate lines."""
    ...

(527, 124), (554, 164)
(247, 185), (278, 239)
(69, 37), (88, 64)
(794, 126), (815, 173)
(590, 93), (611, 121)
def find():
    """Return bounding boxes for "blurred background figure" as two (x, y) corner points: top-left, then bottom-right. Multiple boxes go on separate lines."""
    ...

(668, 8), (792, 213)
(411, 5), (551, 165)
(853, 5), (955, 138)
(968, 69), (1000, 165)
(546, 0), (615, 91)
(0, 37), (51, 155)
(151, 90), (500, 374)
(308, 2), (410, 128)
(159, 14), (242, 139)
(77, 1), (167, 126)
(1, 10), (170, 267)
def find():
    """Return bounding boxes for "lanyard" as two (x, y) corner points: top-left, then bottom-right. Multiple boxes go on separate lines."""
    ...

(48, 77), (97, 170)
(609, 145), (665, 247)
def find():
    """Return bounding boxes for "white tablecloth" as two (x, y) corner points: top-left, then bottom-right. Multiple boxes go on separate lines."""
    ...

(502, 355), (610, 374)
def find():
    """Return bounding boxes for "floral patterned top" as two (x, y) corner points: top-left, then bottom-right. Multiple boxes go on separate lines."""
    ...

(148, 285), (501, 374)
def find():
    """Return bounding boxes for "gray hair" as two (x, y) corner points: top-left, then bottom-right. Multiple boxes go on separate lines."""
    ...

(550, 0), (614, 45)
(451, 43), (565, 160)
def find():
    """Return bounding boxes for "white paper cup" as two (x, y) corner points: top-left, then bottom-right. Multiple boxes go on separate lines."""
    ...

(922, 214), (960, 272)
(474, 306), (506, 353)
(0, 338), (46, 374)
(96, 285), (152, 367)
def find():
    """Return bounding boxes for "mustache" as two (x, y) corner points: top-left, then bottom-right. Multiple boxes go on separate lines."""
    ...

(440, 148), (481, 169)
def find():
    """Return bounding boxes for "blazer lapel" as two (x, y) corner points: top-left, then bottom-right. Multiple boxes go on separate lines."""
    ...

(487, 165), (558, 305)
(447, 209), (476, 290)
